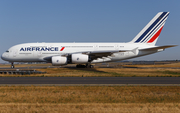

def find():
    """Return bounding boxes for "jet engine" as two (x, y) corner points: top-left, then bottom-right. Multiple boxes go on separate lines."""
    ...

(72, 54), (89, 64)
(52, 56), (67, 66)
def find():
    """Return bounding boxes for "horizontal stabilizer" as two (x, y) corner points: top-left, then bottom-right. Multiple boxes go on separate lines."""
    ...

(140, 45), (177, 51)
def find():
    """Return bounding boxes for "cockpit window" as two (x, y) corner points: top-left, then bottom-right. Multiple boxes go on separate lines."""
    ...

(5, 50), (9, 52)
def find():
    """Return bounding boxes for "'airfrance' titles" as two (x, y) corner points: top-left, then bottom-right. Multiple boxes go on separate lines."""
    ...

(20, 47), (59, 51)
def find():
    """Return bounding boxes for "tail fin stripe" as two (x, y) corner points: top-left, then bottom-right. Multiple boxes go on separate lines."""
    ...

(144, 21), (165, 43)
(141, 14), (168, 43)
(147, 26), (164, 43)
(135, 12), (167, 43)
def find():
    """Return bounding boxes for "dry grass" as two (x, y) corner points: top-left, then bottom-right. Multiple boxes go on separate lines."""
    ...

(124, 62), (180, 68)
(0, 103), (180, 113)
(0, 86), (180, 112)
(97, 68), (180, 77)
(36, 68), (180, 77)
(0, 86), (180, 103)
(0, 67), (180, 77)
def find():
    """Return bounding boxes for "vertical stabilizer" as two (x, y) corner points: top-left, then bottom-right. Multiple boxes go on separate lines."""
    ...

(130, 12), (169, 45)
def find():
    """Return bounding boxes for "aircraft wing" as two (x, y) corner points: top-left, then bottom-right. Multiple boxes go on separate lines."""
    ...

(81, 50), (126, 60)
(43, 48), (140, 62)
(139, 45), (177, 51)
(43, 50), (128, 62)
(43, 45), (177, 62)
(81, 45), (177, 60)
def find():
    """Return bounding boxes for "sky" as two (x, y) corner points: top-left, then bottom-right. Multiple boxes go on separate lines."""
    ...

(0, 0), (180, 63)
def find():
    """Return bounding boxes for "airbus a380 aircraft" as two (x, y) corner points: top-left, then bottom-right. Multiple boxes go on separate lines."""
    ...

(1, 12), (177, 68)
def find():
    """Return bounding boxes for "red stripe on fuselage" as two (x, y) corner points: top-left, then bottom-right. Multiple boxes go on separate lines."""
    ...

(60, 47), (65, 51)
(147, 26), (164, 43)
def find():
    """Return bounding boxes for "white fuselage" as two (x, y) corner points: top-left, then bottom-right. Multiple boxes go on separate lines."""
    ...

(1, 42), (158, 64)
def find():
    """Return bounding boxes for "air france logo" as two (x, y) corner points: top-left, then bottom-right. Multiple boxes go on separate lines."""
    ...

(60, 47), (65, 51)
(20, 47), (59, 51)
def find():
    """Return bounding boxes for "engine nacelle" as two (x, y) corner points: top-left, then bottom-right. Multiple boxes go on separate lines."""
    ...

(51, 56), (67, 66)
(72, 54), (89, 64)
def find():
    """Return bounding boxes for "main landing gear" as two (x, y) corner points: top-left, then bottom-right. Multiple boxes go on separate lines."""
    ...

(11, 62), (14, 68)
(86, 64), (94, 68)
(76, 64), (94, 68)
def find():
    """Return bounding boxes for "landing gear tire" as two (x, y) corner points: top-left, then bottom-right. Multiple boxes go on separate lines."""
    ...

(76, 64), (94, 68)
(86, 64), (94, 68)
(11, 62), (14, 68)
(90, 65), (94, 68)
(11, 65), (14, 68)
(76, 65), (86, 68)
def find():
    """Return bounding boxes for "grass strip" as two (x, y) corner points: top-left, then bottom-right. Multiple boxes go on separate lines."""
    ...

(0, 86), (180, 103)
(1, 68), (180, 77)
(0, 86), (180, 112)
(0, 103), (180, 113)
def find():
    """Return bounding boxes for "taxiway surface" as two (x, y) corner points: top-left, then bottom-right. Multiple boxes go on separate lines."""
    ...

(0, 77), (180, 85)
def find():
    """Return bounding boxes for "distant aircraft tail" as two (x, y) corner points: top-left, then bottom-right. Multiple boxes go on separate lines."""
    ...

(130, 12), (169, 45)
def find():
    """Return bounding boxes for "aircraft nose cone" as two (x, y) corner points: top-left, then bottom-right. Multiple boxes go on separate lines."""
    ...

(1, 53), (5, 60)
(1, 53), (8, 61)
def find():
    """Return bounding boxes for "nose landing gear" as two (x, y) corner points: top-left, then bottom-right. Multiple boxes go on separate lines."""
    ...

(11, 62), (14, 68)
